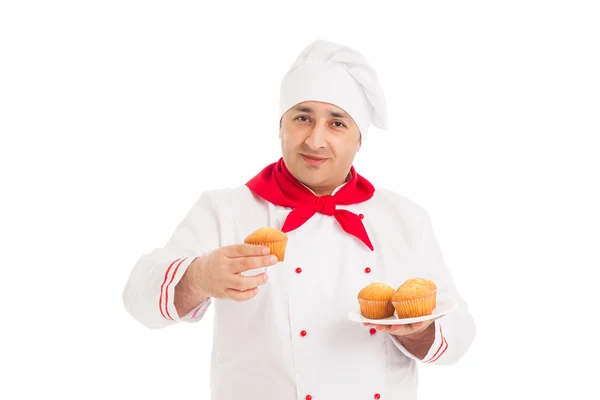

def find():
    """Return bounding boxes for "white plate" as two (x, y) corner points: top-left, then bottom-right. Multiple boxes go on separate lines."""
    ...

(348, 297), (457, 325)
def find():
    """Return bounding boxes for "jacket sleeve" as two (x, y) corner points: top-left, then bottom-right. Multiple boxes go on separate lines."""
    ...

(390, 210), (476, 365)
(122, 191), (222, 329)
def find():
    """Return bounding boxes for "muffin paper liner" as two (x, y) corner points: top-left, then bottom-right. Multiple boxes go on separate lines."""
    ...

(358, 299), (396, 319)
(392, 292), (437, 318)
(245, 239), (287, 262)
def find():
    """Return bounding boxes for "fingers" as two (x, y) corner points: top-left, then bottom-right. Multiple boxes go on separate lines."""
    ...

(223, 273), (269, 302)
(388, 321), (432, 336)
(230, 273), (269, 291)
(225, 287), (259, 302)
(222, 244), (271, 258)
(362, 322), (428, 335)
(229, 254), (279, 273)
(379, 324), (411, 335)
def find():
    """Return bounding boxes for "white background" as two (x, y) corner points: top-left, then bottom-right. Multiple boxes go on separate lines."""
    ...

(1, 1), (599, 399)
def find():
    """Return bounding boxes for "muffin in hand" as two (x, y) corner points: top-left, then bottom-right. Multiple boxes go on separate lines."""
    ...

(357, 283), (396, 319)
(392, 278), (437, 318)
(244, 227), (288, 262)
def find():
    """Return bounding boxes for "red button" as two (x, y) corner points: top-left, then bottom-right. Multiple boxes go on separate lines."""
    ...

(306, 395), (312, 400)
(374, 394), (381, 399)
(300, 330), (307, 337)
(296, 267), (302, 274)
(365, 267), (371, 273)
(370, 328), (377, 335)
(359, 213), (364, 219)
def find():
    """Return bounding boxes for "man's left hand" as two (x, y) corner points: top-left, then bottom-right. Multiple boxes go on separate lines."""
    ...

(363, 320), (434, 337)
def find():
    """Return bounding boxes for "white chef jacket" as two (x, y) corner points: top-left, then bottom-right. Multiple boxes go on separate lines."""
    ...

(123, 182), (476, 400)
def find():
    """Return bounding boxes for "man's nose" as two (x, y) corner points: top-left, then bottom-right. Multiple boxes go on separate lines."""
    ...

(304, 122), (327, 149)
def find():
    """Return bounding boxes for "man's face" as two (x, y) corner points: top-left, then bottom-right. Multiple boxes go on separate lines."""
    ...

(279, 101), (361, 196)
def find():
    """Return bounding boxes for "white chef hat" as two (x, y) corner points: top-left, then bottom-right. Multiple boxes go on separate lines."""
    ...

(279, 39), (388, 137)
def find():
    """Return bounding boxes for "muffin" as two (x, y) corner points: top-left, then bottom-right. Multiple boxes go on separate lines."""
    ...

(404, 278), (437, 291)
(244, 227), (288, 262)
(403, 278), (437, 308)
(391, 278), (437, 318)
(357, 283), (396, 319)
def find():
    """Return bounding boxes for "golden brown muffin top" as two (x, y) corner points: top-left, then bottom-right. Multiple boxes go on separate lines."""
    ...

(358, 282), (396, 301)
(244, 227), (288, 243)
(404, 278), (437, 291)
(392, 281), (434, 302)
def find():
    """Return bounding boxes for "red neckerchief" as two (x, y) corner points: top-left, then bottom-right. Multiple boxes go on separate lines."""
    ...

(246, 157), (375, 251)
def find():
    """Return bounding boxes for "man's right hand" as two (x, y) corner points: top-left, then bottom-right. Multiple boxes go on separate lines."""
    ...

(177, 244), (278, 307)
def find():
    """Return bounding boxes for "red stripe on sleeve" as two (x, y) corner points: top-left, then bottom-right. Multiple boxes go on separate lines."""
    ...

(427, 326), (448, 363)
(159, 258), (182, 320)
(192, 304), (203, 318)
(429, 337), (448, 363)
(163, 257), (188, 320)
(425, 325), (446, 362)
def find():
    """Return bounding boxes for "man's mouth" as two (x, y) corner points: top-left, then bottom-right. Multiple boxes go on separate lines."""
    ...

(301, 154), (328, 166)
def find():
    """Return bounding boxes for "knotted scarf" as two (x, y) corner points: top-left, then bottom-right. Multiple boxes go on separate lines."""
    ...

(246, 158), (375, 251)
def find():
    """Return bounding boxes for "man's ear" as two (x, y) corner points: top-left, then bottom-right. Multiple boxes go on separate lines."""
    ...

(279, 117), (283, 138)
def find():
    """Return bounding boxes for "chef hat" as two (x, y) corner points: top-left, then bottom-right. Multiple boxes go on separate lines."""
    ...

(279, 39), (388, 137)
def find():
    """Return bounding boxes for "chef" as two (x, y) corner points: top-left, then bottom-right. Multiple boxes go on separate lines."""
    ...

(123, 39), (476, 400)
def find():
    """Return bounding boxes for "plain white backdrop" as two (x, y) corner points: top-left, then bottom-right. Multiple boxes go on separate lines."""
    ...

(1, 1), (599, 399)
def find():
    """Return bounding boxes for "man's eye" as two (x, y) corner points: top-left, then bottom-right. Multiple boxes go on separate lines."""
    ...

(333, 121), (345, 128)
(296, 116), (310, 122)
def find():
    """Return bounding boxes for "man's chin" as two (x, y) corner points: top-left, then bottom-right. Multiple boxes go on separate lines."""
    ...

(294, 171), (325, 188)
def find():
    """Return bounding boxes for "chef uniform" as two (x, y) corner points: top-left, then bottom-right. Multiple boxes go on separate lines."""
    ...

(123, 40), (476, 400)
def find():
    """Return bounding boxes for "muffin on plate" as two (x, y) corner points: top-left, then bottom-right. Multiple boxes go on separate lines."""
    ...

(403, 278), (437, 308)
(357, 282), (396, 319)
(244, 227), (288, 262)
(391, 278), (437, 318)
